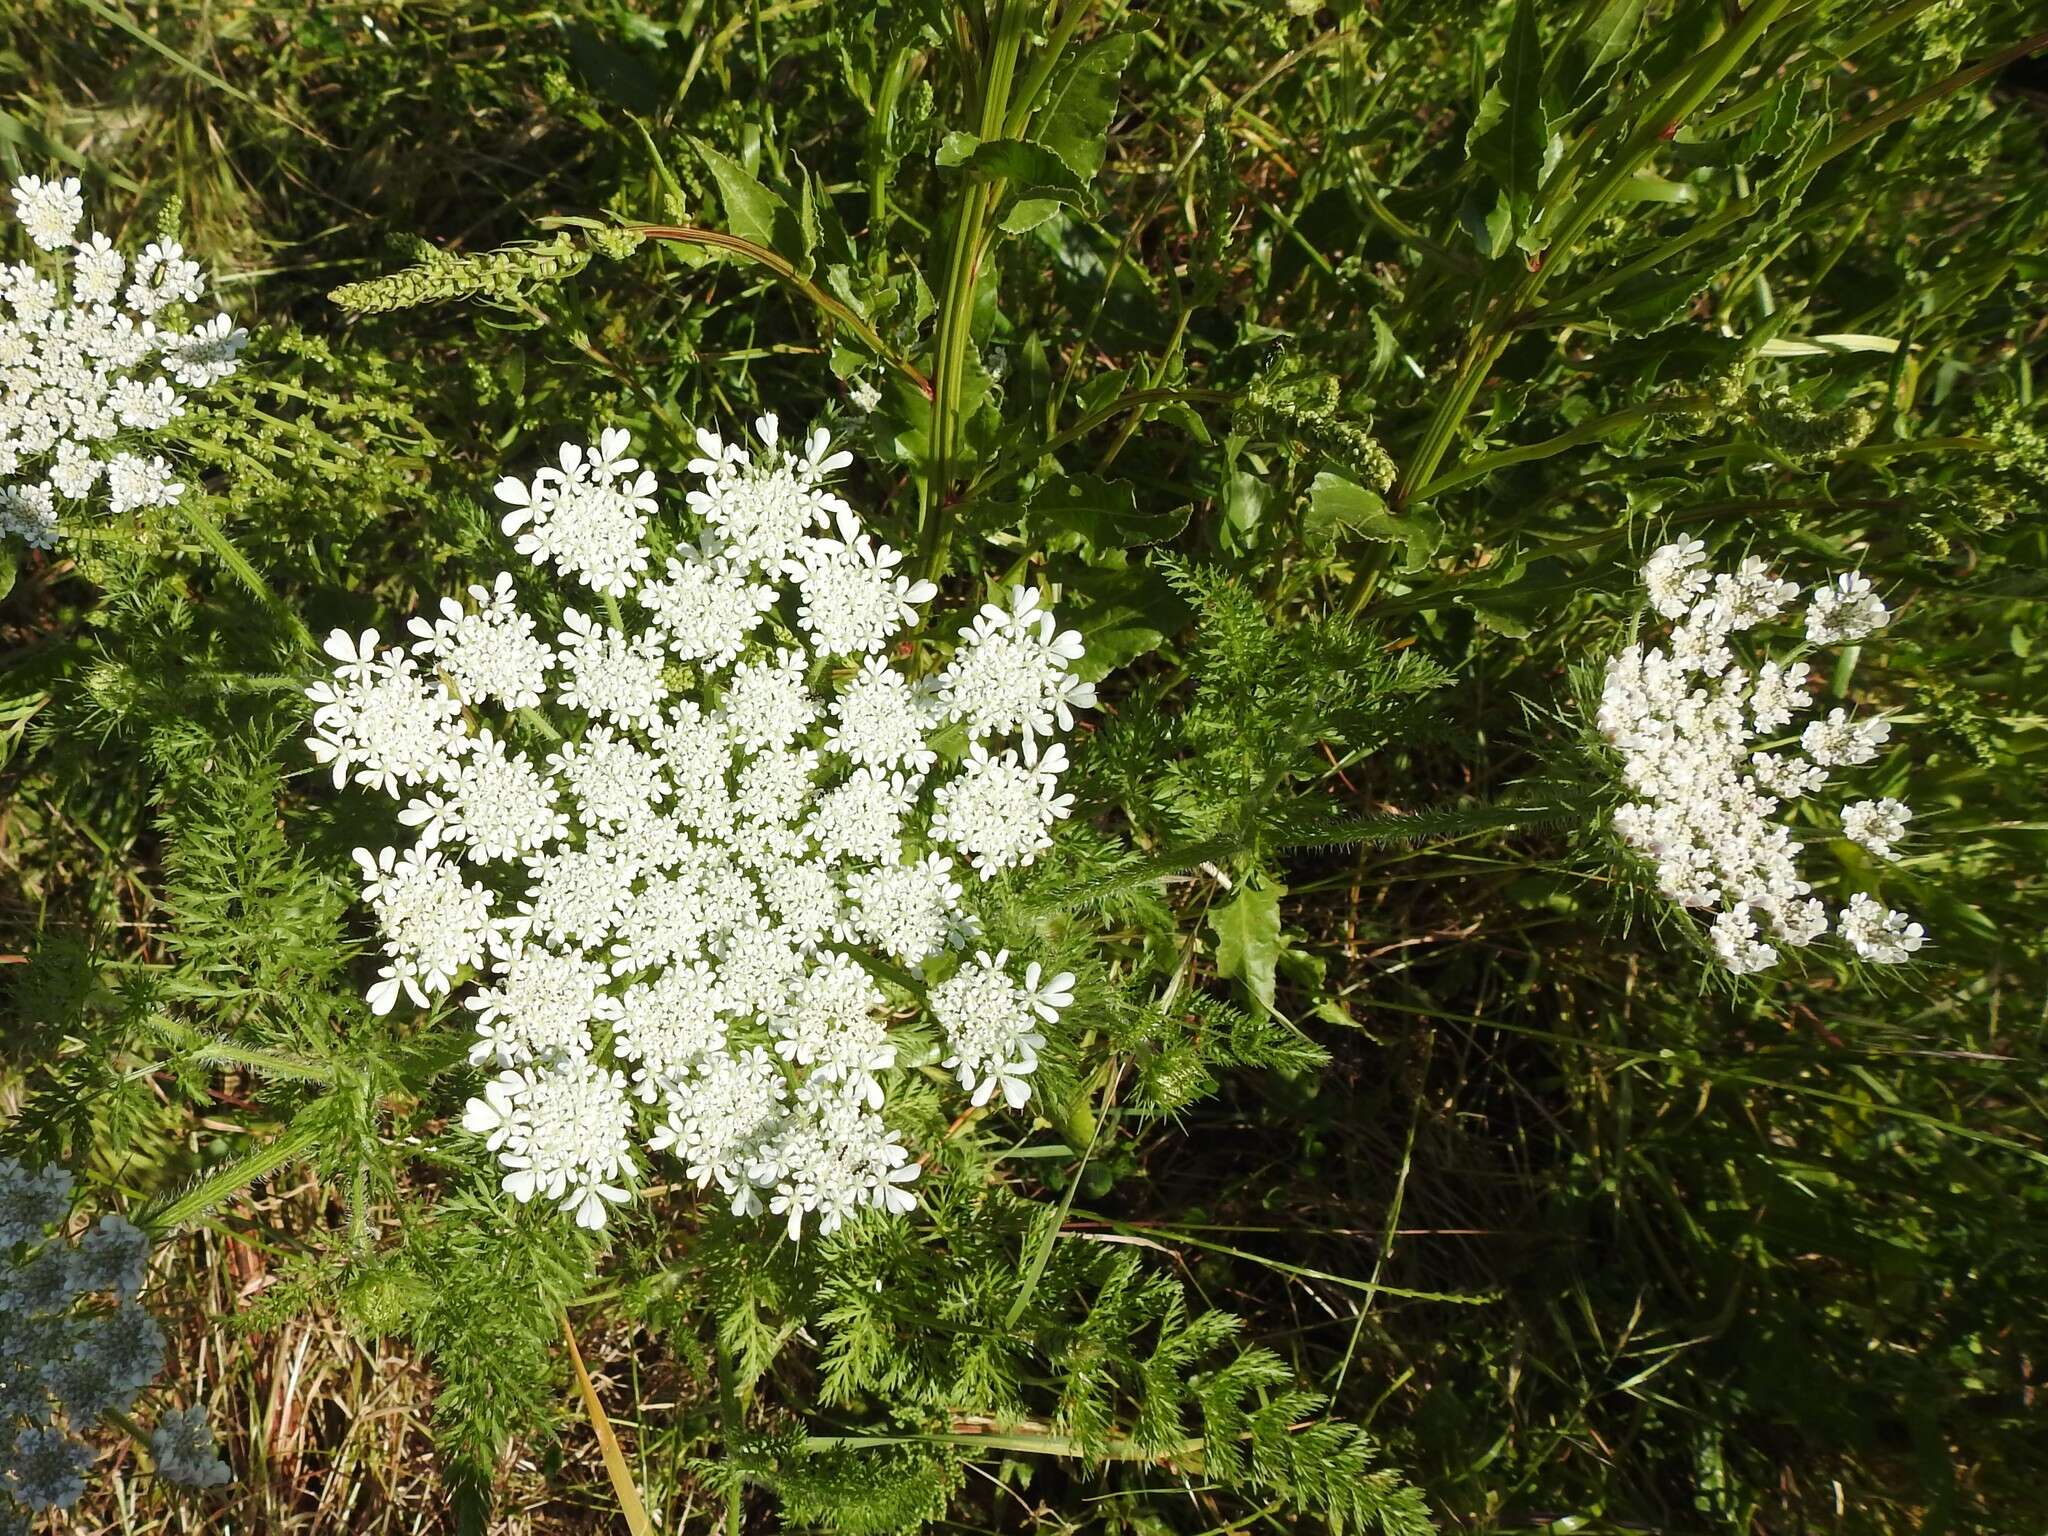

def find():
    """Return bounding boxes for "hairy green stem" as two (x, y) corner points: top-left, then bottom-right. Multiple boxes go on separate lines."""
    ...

(150, 1026), (339, 1085)
(137, 1119), (324, 1236)
(179, 498), (314, 653)
(716, 1335), (745, 1536)
(805, 1427), (1206, 1462)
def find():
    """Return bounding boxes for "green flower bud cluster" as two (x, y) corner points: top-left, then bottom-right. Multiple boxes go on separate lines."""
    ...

(1930, 482), (2020, 535)
(1656, 367), (1748, 437)
(1234, 351), (1397, 492)
(339, 1260), (433, 1337)
(1906, 520), (1951, 562)
(1967, 482), (2022, 531)
(1974, 394), (2048, 490)
(1190, 111), (1236, 308)
(1749, 387), (1875, 461)
(1924, 676), (1999, 767)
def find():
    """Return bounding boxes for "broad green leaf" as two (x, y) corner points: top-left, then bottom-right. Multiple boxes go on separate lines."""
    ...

(1075, 366), (1135, 419)
(1466, 0), (1546, 234)
(1209, 880), (1286, 1012)
(1221, 466), (1268, 554)
(1058, 561), (1187, 681)
(1154, 398), (1212, 444)
(1013, 332), (1054, 423)
(690, 137), (800, 259)
(1306, 472), (1442, 571)
(796, 168), (823, 268)
(1458, 596), (1535, 638)
(880, 372), (934, 469)
(1460, 185), (1516, 260)
(1577, 0), (1644, 77)
(1738, 76), (1803, 161)
(1756, 84), (1831, 210)
(934, 129), (981, 168)
(1619, 173), (1694, 204)
(953, 343), (1004, 462)
(1032, 32), (1138, 182)
(1466, 85), (1505, 158)
(823, 263), (871, 320)
(1071, 615), (1171, 678)
(1583, 262), (1711, 336)
(1452, 557), (1572, 637)
(1031, 473), (1191, 555)
(999, 197), (1064, 234)
(1556, 0), (1644, 108)
(1757, 333), (1908, 357)
(1368, 308), (1402, 381)
(937, 133), (1095, 211)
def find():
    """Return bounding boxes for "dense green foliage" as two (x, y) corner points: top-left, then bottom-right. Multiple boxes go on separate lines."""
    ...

(4, 0), (2047, 1532)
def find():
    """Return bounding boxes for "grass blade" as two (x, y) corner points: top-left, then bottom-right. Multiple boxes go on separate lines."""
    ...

(561, 1312), (657, 1536)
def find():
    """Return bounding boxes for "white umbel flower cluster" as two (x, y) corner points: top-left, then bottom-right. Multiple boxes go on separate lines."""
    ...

(1598, 542), (1924, 975)
(1, 1158), (229, 1522)
(307, 418), (1087, 1237)
(1, 175), (247, 549)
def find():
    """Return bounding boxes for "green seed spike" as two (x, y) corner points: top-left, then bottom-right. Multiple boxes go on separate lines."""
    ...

(328, 228), (645, 315)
